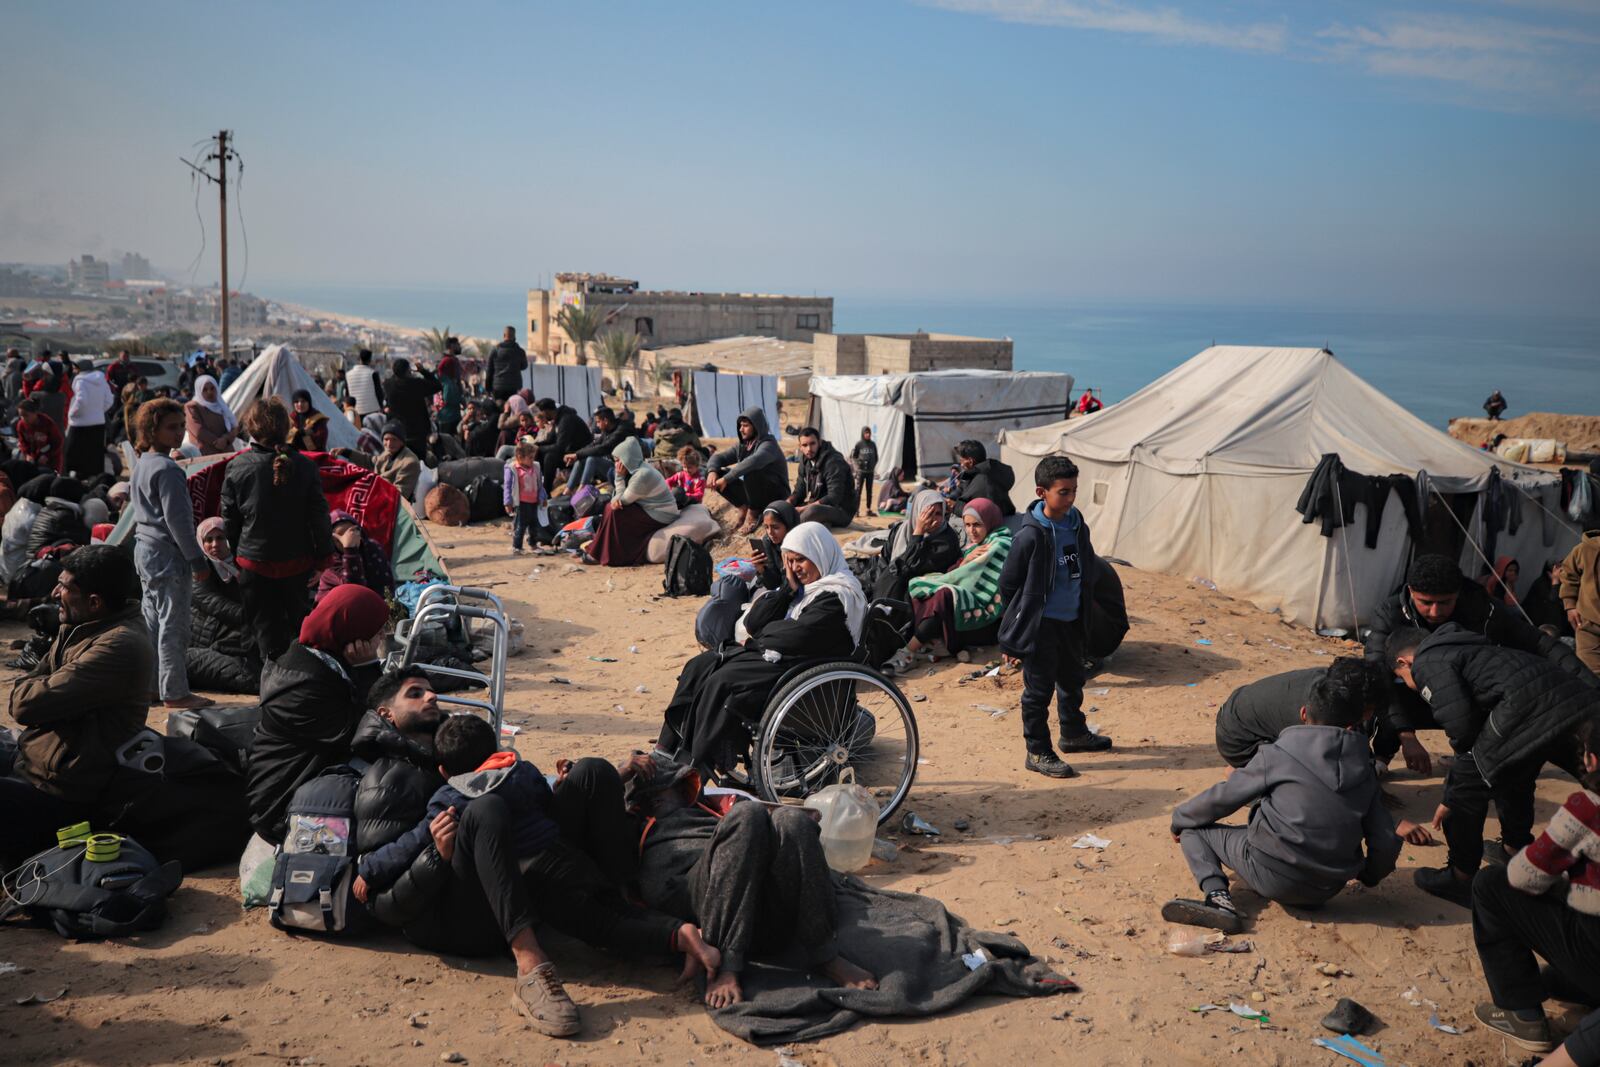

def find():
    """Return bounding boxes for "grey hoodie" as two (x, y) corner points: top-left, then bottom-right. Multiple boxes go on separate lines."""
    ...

(1172, 724), (1400, 890)
(707, 405), (788, 489)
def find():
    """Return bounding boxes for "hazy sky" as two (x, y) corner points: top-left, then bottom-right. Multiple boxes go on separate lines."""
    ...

(3, 1), (1597, 312)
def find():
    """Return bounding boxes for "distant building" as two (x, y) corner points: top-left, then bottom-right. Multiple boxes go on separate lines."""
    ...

(66, 255), (110, 288)
(120, 252), (155, 279)
(526, 272), (833, 363)
(812, 332), (1013, 376)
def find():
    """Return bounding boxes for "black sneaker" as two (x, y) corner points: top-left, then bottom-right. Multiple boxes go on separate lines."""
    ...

(1160, 892), (1243, 934)
(1482, 839), (1512, 866)
(1473, 1003), (1554, 1053)
(1025, 751), (1079, 779)
(1058, 731), (1113, 753)
(1413, 866), (1474, 908)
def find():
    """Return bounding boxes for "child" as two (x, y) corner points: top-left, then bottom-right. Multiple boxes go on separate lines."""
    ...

(316, 510), (393, 602)
(849, 427), (877, 517)
(503, 440), (546, 554)
(1163, 671), (1401, 932)
(430, 713), (563, 861)
(997, 454), (1112, 780)
(14, 398), (64, 473)
(666, 445), (705, 507)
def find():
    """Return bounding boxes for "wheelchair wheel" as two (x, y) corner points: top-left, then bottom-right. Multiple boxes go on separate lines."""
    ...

(750, 662), (918, 823)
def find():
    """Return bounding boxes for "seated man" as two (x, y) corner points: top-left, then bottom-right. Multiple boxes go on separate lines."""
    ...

(951, 440), (1016, 518)
(786, 427), (856, 529)
(623, 752), (877, 1008)
(350, 671), (718, 1038)
(1, 546), (153, 868)
(374, 421), (422, 500)
(1389, 625), (1598, 907)
(705, 407), (789, 535)
(1163, 668), (1402, 932)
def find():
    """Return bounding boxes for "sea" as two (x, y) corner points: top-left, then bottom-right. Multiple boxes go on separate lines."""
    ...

(263, 283), (1600, 430)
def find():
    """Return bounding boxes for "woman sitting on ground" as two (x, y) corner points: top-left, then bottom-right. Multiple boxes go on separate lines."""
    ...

(887, 498), (1012, 673)
(865, 488), (961, 602)
(186, 517), (262, 694)
(658, 522), (866, 774)
(1481, 555), (1521, 607)
(286, 388), (330, 453)
(693, 501), (798, 649)
(582, 437), (679, 567)
(316, 509), (394, 603)
(184, 375), (239, 455)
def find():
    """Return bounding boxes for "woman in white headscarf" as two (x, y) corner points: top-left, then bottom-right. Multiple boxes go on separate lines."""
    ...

(184, 375), (239, 455)
(867, 487), (961, 602)
(657, 521), (866, 773)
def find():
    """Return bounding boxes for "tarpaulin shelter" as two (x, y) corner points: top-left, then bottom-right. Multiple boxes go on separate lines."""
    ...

(999, 346), (1579, 631)
(688, 370), (780, 440)
(108, 451), (447, 583)
(810, 370), (1074, 480)
(525, 364), (603, 418)
(223, 344), (362, 451)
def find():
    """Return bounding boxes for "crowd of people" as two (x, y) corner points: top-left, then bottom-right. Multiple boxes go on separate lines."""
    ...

(1, 333), (1598, 1061)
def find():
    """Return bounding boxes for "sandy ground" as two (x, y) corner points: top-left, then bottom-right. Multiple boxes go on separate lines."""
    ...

(0, 477), (1588, 1066)
(1448, 412), (1600, 455)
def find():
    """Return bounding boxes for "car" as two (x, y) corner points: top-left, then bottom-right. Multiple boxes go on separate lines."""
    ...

(93, 355), (184, 394)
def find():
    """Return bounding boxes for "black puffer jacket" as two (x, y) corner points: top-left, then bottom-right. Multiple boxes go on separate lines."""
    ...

(191, 562), (252, 658)
(245, 642), (378, 844)
(789, 441), (856, 515)
(1411, 625), (1599, 785)
(573, 421), (631, 462)
(348, 712), (450, 926)
(1365, 578), (1597, 730)
(537, 405), (593, 459)
(26, 498), (90, 556)
(485, 339), (527, 396)
(221, 444), (335, 566)
(957, 459), (1017, 517)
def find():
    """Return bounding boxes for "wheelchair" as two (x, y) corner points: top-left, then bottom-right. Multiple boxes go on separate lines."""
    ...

(725, 599), (920, 824)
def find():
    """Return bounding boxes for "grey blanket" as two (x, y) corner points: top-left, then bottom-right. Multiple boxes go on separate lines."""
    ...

(710, 874), (1076, 1044)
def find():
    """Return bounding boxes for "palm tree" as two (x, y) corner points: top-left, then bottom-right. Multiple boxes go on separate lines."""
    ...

(595, 329), (642, 392)
(420, 325), (452, 357)
(554, 304), (603, 366)
(470, 338), (495, 363)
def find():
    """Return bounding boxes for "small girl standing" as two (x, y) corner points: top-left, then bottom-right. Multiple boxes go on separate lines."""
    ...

(503, 440), (547, 554)
(131, 397), (212, 709)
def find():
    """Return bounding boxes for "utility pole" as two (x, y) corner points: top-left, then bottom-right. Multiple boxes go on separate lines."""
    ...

(181, 130), (237, 361)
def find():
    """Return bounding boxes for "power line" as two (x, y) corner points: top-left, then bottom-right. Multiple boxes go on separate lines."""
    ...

(234, 152), (249, 293)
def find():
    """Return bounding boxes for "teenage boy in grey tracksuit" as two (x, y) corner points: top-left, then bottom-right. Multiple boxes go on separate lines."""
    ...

(1163, 669), (1402, 932)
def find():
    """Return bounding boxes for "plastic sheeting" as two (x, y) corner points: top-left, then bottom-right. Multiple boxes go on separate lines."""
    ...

(999, 346), (1577, 630)
(690, 371), (779, 440)
(223, 344), (361, 451)
(810, 370), (1074, 479)
(525, 364), (603, 418)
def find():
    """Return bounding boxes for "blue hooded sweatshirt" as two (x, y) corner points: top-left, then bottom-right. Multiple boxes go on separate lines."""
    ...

(1036, 501), (1083, 622)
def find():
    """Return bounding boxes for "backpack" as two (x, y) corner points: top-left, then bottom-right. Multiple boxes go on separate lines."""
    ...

(462, 475), (504, 523)
(662, 535), (713, 598)
(9, 545), (72, 600)
(268, 765), (368, 936)
(1, 834), (181, 940)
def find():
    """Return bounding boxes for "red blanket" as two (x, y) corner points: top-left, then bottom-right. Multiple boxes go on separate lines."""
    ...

(183, 450), (401, 554)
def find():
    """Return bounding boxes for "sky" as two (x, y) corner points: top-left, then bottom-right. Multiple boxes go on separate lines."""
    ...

(2, 0), (1597, 313)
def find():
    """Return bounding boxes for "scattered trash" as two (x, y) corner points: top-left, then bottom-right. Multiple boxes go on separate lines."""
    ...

(547, 677), (572, 685)
(912, 693), (927, 702)
(440, 1054), (467, 1064)
(1208, 938), (1253, 953)
(960, 948), (990, 971)
(1086, 686), (1110, 696)
(498, 724), (521, 737)
(1427, 1013), (1464, 1035)
(953, 818), (970, 831)
(1312, 1035), (1389, 1067)
(1400, 985), (1437, 1009)
(1321, 997), (1376, 1036)
(1191, 576), (1218, 590)
(0, 963), (18, 976)
(776, 1049), (805, 1067)
(588, 656), (617, 663)
(628, 645), (639, 654)
(970, 703), (1009, 718)
(1184, 683), (1198, 687)
(635, 685), (649, 694)
(612, 704), (625, 713)
(975, 833), (1044, 845)
(901, 812), (941, 836)
(1317, 627), (1350, 638)
(1070, 833), (1111, 850)
(1195, 638), (1213, 646)
(14, 988), (66, 1006)
(1167, 931), (1211, 958)
(870, 838), (900, 863)
(993, 917), (1018, 927)
(1228, 1002), (1270, 1023)
(1318, 962), (1353, 977)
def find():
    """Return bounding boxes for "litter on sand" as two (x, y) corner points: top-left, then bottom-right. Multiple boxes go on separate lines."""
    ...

(1229, 1003), (1270, 1022)
(0, 962), (18, 976)
(498, 724), (521, 737)
(547, 677), (573, 685)
(1190, 1003), (1226, 1014)
(961, 948), (990, 971)
(1195, 638), (1213, 646)
(1086, 687), (1110, 696)
(1427, 1012), (1464, 1034)
(1312, 1035), (1389, 1067)
(1070, 833), (1111, 850)
(14, 988), (66, 1005)
(588, 656), (617, 663)
(1208, 938), (1253, 953)
(901, 812), (941, 836)
(971, 703), (1009, 718)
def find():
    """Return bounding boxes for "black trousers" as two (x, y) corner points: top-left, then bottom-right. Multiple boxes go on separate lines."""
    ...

(0, 776), (88, 870)
(799, 502), (853, 529)
(719, 469), (788, 515)
(854, 473), (873, 516)
(237, 569), (312, 663)
(537, 448), (566, 493)
(63, 423), (106, 480)
(406, 792), (537, 956)
(1020, 617), (1088, 754)
(1472, 863), (1600, 1010)
(1443, 745), (1585, 874)
(551, 757), (640, 888)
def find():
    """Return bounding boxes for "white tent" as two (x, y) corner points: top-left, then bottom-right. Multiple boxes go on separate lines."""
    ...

(810, 370), (1074, 480)
(689, 370), (779, 439)
(222, 343), (362, 451)
(525, 363), (603, 418)
(999, 346), (1578, 631)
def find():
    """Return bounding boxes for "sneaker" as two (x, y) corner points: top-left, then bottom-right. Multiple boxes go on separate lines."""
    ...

(1482, 839), (1512, 866)
(512, 962), (581, 1037)
(885, 648), (914, 676)
(1473, 1003), (1554, 1053)
(1024, 751), (1079, 779)
(1160, 893), (1243, 934)
(511, 546), (525, 555)
(163, 694), (215, 710)
(1058, 730), (1113, 753)
(1413, 866), (1474, 909)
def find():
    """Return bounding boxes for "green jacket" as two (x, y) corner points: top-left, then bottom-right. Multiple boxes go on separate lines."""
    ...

(907, 526), (1012, 631)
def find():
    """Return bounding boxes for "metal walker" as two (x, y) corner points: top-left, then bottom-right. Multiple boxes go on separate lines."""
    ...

(390, 584), (511, 736)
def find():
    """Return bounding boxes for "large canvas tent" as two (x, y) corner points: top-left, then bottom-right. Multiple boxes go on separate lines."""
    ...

(223, 344), (362, 451)
(999, 346), (1579, 631)
(810, 370), (1074, 480)
(688, 370), (780, 439)
(525, 364), (603, 418)
(108, 450), (447, 582)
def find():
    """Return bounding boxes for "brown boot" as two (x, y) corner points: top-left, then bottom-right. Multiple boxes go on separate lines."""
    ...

(511, 962), (580, 1037)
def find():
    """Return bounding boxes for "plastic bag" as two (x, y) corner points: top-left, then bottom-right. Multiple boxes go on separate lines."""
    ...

(238, 833), (277, 909)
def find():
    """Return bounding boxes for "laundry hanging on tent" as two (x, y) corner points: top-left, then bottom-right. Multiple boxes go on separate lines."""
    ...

(1294, 453), (1424, 549)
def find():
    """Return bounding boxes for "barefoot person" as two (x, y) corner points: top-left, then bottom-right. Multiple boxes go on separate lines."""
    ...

(623, 752), (876, 1008)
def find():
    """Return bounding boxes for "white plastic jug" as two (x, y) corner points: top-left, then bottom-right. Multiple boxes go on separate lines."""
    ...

(803, 769), (879, 873)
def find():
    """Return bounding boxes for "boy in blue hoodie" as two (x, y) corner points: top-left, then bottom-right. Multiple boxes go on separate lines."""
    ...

(998, 455), (1113, 779)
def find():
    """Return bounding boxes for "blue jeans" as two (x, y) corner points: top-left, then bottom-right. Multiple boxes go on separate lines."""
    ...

(574, 456), (612, 487)
(135, 538), (193, 701)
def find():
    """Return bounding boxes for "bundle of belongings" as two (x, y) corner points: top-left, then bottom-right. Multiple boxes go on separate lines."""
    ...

(1, 823), (182, 940)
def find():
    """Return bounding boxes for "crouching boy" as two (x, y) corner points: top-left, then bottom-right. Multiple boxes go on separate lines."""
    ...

(1163, 669), (1402, 932)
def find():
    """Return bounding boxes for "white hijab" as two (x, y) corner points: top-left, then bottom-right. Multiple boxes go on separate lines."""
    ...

(781, 521), (867, 644)
(192, 375), (237, 432)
